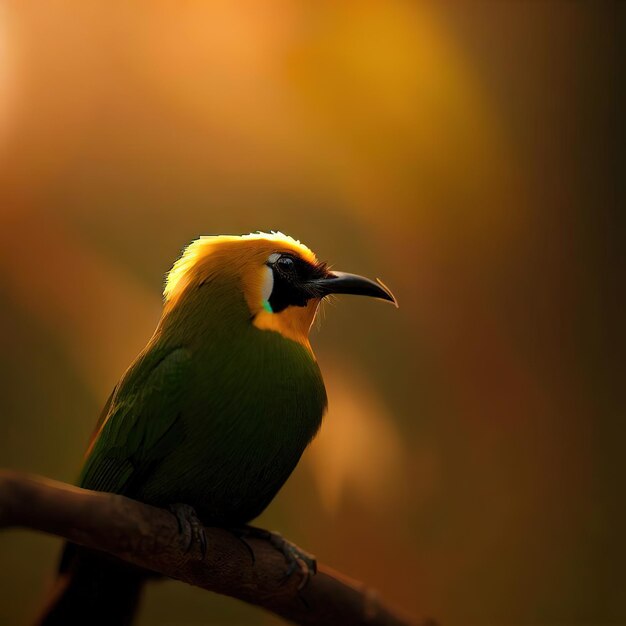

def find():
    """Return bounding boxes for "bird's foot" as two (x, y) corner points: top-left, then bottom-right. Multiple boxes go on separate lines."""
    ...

(168, 503), (207, 559)
(230, 526), (316, 590)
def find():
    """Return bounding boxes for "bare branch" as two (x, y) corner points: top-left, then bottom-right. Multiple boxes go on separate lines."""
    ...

(0, 470), (432, 626)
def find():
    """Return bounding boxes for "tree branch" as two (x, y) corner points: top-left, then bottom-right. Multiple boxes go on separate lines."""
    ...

(0, 470), (432, 626)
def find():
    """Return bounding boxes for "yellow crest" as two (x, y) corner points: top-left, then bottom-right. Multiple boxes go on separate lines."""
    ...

(163, 231), (321, 348)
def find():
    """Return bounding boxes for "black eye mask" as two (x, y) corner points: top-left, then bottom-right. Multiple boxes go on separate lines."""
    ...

(266, 254), (328, 313)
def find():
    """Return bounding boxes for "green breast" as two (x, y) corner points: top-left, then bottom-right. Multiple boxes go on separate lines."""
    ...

(147, 330), (325, 524)
(84, 283), (327, 526)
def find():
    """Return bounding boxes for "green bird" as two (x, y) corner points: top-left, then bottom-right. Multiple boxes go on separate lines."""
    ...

(36, 232), (396, 625)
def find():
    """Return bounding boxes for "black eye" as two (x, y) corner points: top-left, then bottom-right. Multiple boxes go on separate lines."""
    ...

(276, 255), (296, 273)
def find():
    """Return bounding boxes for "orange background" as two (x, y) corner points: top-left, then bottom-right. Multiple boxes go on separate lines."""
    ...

(0, 2), (621, 625)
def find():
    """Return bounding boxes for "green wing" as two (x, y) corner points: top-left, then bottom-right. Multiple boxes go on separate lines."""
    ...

(79, 346), (191, 495)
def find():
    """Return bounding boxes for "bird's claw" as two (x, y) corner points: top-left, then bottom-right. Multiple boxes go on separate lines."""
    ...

(168, 503), (207, 559)
(231, 526), (316, 590)
(273, 533), (316, 591)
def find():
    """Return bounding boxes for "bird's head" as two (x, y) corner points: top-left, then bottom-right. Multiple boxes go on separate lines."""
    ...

(164, 232), (396, 348)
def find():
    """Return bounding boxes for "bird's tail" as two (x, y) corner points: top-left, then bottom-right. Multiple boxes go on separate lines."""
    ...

(34, 543), (146, 626)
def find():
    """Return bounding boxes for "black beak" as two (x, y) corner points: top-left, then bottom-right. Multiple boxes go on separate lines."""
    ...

(312, 271), (398, 307)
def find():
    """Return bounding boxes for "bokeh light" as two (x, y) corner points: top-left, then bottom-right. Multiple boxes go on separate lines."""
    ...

(0, 2), (620, 625)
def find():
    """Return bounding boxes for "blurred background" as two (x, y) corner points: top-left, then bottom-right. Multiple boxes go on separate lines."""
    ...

(0, 2), (621, 625)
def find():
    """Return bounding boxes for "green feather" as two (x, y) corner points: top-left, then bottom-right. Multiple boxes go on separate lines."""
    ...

(79, 275), (327, 526)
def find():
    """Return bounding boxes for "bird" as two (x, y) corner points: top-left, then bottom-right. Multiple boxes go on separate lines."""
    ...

(36, 231), (396, 626)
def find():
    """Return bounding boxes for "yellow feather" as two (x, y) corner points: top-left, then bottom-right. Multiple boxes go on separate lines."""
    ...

(164, 231), (316, 302)
(163, 232), (320, 350)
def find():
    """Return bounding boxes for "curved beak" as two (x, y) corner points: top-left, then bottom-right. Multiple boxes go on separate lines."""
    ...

(311, 271), (398, 307)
